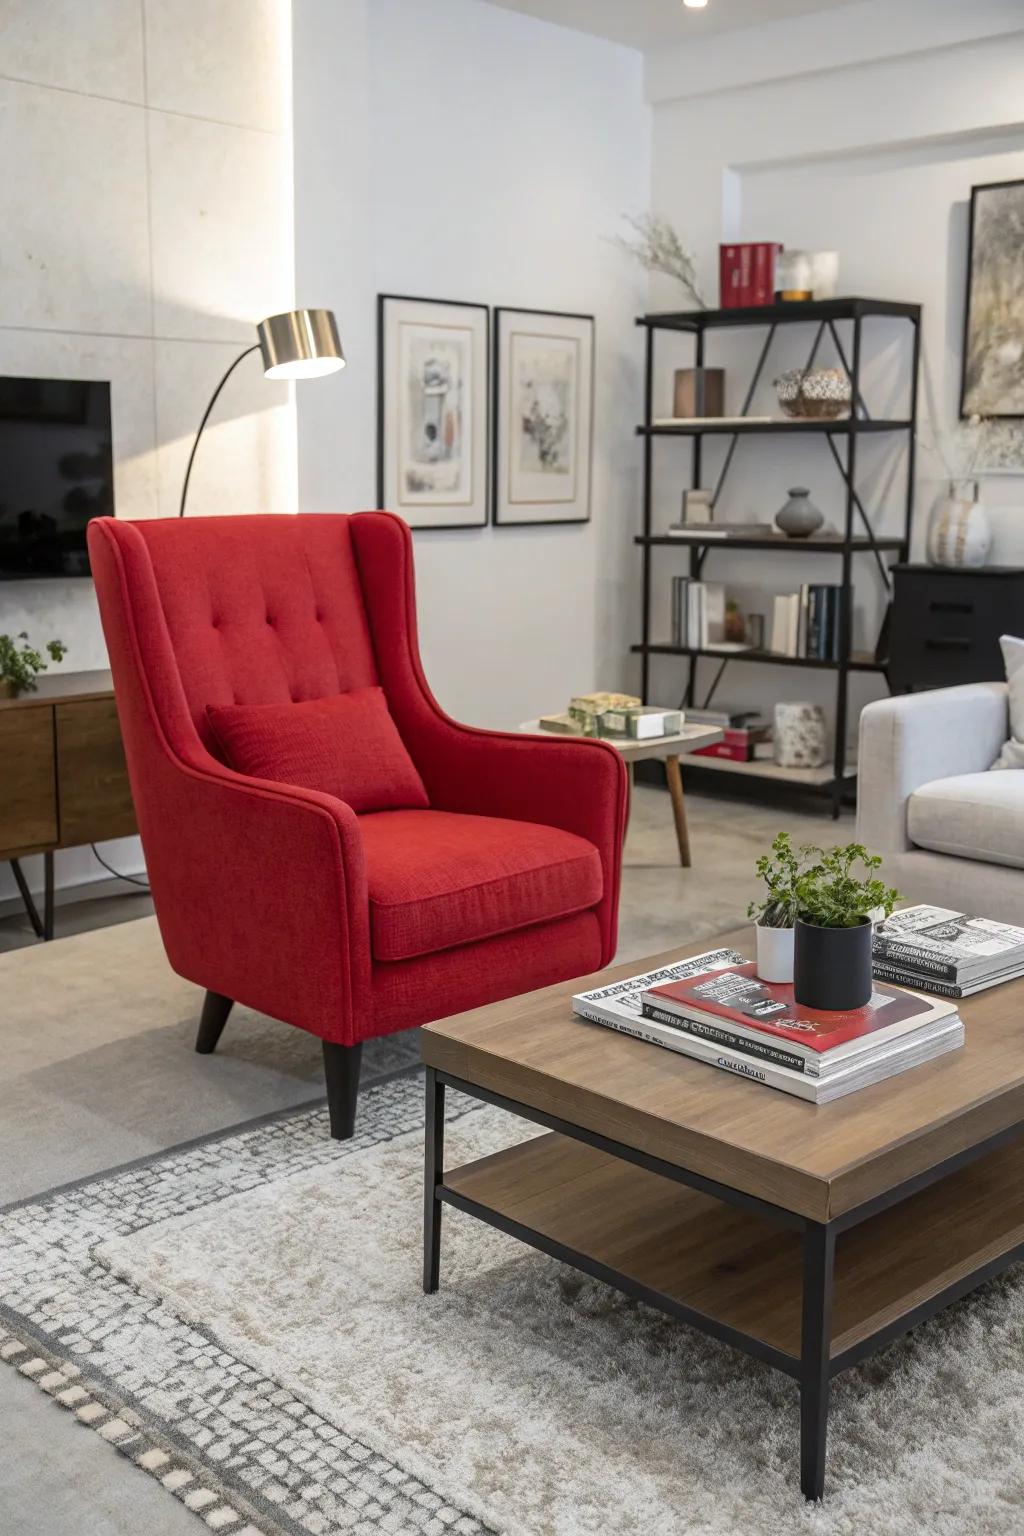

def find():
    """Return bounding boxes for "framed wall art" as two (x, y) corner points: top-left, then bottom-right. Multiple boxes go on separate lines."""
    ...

(377, 294), (489, 528)
(493, 307), (594, 526)
(961, 178), (1024, 419)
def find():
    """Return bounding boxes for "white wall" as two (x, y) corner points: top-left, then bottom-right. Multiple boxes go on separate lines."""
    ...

(646, 0), (1024, 758)
(0, 0), (296, 897)
(293, 0), (649, 728)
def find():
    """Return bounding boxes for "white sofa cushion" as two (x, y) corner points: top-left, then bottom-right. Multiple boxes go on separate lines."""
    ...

(908, 771), (1024, 869)
(993, 634), (1024, 769)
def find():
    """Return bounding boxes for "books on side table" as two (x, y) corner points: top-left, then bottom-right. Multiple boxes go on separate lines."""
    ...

(873, 905), (1024, 996)
(572, 948), (963, 1104)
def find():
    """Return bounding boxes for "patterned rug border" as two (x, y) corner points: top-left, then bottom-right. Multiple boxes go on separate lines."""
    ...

(0, 1061), (491, 1536)
(0, 1056), (421, 1218)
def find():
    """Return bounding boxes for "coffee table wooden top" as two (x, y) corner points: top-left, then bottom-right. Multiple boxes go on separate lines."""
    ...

(421, 927), (1024, 1221)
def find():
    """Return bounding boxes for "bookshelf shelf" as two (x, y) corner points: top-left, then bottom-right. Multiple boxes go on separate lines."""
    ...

(635, 535), (906, 555)
(635, 294), (921, 816)
(682, 755), (856, 789)
(637, 297), (921, 333)
(638, 419), (912, 438)
(632, 642), (885, 674)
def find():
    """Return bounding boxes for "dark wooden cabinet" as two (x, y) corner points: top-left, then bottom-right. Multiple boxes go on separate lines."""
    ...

(887, 565), (1024, 692)
(0, 670), (137, 937)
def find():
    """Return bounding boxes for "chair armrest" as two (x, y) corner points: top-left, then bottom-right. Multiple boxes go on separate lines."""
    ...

(856, 683), (1009, 853)
(421, 724), (628, 965)
(142, 757), (372, 1044)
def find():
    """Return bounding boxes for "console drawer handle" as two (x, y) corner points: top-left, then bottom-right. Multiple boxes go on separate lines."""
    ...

(928, 599), (973, 614)
(924, 638), (970, 651)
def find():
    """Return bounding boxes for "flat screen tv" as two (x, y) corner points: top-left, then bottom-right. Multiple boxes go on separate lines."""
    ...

(0, 376), (113, 579)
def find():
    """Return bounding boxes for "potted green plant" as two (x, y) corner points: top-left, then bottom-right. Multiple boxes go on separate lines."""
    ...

(793, 843), (899, 1010)
(0, 631), (67, 698)
(747, 832), (812, 983)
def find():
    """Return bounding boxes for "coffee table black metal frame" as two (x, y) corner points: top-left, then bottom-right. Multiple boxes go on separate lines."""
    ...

(422, 1065), (1024, 1502)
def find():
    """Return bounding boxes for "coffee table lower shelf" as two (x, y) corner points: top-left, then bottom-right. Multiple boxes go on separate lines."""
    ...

(423, 1069), (1024, 1501)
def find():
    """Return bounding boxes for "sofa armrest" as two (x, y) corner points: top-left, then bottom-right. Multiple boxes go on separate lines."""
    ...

(856, 683), (1009, 853)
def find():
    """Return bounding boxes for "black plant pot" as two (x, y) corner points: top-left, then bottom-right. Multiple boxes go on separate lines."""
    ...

(793, 917), (873, 1011)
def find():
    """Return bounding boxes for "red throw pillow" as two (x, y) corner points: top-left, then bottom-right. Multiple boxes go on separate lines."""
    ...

(206, 688), (429, 813)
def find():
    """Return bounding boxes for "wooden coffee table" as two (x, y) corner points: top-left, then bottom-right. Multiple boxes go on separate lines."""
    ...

(421, 927), (1024, 1502)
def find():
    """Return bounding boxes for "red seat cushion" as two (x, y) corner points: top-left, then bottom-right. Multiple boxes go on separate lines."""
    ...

(358, 809), (603, 962)
(206, 687), (429, 814)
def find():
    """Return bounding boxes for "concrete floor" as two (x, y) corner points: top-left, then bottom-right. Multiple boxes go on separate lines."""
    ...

(0, 784), (846, 1534)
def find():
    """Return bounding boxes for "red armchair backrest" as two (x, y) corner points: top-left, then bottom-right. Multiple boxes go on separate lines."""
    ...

(91, 514), (381, 755)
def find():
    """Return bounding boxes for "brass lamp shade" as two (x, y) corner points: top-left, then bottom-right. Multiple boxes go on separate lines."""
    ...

(257, 309), (345, 380)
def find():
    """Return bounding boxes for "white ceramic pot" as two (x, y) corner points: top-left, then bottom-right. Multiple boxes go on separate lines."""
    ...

(926, 482), (992, 568)
(755, 922), (795, 984)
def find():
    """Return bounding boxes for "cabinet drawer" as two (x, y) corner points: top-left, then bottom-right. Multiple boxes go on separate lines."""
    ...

(889, 569), (1020, 689)
(0, 707), (58, 853)
(56, 698), (137, 846)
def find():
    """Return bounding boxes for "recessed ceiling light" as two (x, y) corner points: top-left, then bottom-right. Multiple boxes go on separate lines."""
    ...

(683, 0), (709, 8)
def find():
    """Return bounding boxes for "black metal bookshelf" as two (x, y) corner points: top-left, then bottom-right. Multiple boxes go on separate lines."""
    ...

(635, 295), (921, 816)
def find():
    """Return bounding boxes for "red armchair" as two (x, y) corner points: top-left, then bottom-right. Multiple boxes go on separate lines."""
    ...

(88, 512), (627, 1137)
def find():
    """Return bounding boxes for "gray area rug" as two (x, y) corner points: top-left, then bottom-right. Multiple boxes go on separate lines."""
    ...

(3, 1065), (1023, 1536)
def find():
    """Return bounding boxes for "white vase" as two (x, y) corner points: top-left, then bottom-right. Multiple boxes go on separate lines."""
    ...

(755, 922), (794, 984)
(927, 481), (992, 568)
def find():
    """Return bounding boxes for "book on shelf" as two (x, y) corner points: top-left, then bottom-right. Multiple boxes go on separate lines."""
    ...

(573, 954), (963, 1104)
(686, 706), (763, 728)
(665, 521), (775, 540)
(719, 243), (781, 308)
(769, 586), (844, 659)
(671, 579), (727, 649)
(652, 416), (775, 428)
(873, 905), (1024, 984)
(692, 722), (770, 763)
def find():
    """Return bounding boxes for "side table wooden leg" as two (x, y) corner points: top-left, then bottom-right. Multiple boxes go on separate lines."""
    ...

(664, 755), (691, 868)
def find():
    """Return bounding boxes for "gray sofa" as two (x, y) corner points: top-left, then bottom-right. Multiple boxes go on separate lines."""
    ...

(856, 682), (1024, 925)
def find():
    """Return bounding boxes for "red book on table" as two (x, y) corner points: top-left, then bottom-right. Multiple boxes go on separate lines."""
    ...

(641, 962), (956, 1068)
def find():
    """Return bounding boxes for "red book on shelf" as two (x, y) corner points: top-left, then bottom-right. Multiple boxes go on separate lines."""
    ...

(643, 962), (954, 1063)
(692, 741), (752, 762)
(739, 244), (753, 305)
(719, 245), (742, 308)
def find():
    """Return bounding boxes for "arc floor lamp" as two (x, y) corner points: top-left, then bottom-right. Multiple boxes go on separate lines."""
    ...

(179, 308), (345, 517)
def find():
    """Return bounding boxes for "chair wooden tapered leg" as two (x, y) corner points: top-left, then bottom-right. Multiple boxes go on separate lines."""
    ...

(195, 991), (234, 1054)
(323, 1040), (363, 1140)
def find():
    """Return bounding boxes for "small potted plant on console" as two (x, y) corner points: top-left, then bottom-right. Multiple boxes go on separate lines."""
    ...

(793, 842), (898, 1010)
(0, 631), (67, 698)
(748, 831), (811, 983)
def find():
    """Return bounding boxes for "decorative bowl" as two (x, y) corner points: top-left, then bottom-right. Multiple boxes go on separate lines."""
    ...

(774, 368), (851, 420)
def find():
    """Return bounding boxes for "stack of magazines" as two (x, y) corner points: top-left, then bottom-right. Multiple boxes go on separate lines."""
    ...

(572, 949), (963, 1104)
(873, 905), (1024, 997)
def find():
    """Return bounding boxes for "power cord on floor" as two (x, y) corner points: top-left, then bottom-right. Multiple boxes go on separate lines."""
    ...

(90, 844), (151, 892)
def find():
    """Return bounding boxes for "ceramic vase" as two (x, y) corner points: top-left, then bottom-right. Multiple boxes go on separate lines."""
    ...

(793, 918), (873, 1010)
(775, 487), (825, 538)
(755, 922), (794, 984)
(773, 701), (828, 769)
(926, 481), (992, 568)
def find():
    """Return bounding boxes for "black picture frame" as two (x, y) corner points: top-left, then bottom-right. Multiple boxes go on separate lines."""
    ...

(376, 293), (490, 530)
(492, 306), (595, 527)
(960, 177), (1024, 420)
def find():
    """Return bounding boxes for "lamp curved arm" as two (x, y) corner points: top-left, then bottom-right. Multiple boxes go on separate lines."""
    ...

(178, 343), (260, 517)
